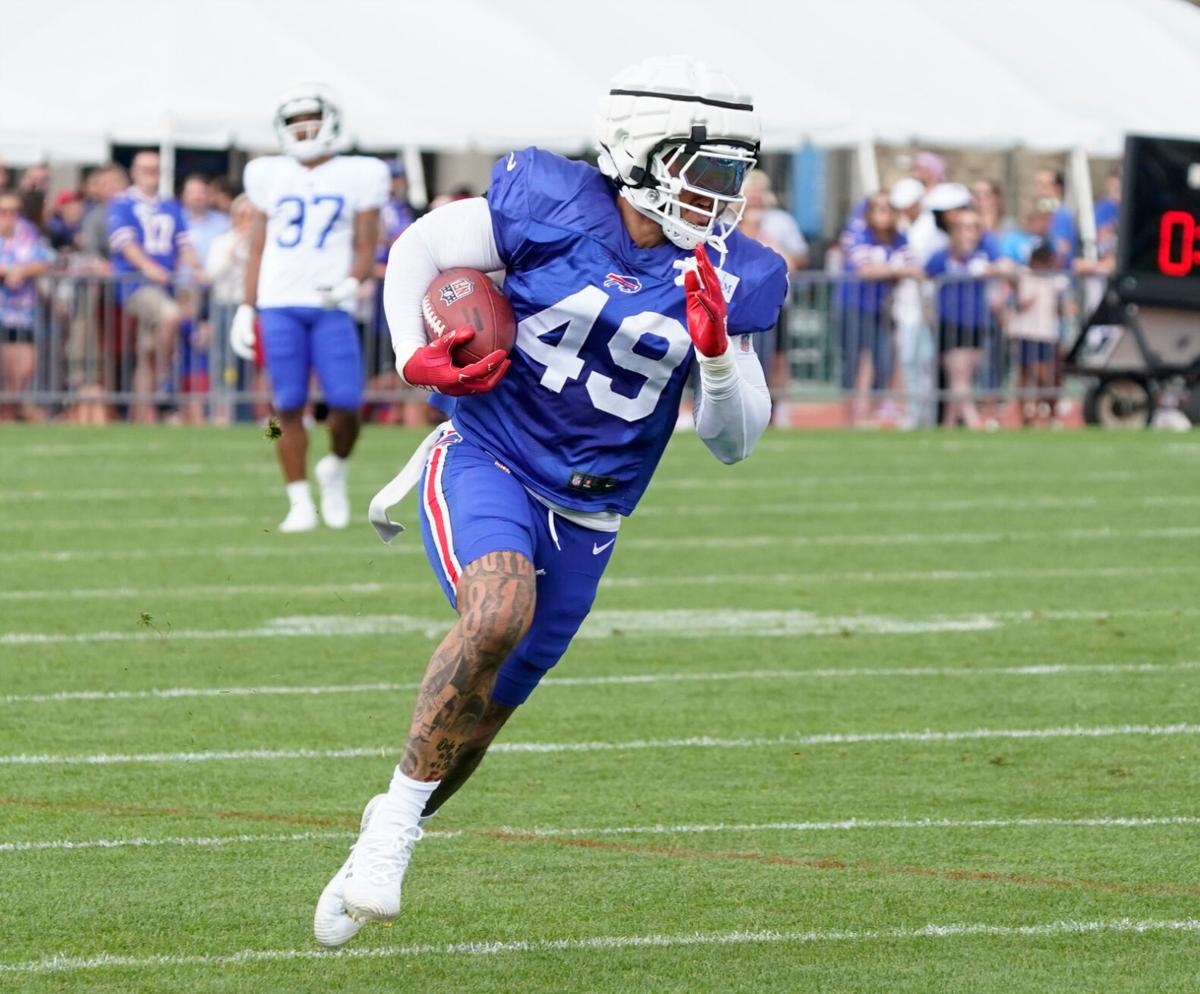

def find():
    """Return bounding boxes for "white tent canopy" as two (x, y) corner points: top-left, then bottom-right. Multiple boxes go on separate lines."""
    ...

(2, 0), (1198, 163)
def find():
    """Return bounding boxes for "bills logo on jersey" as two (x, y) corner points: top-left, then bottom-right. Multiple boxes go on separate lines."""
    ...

(439, 277), (475, 306)
(604, 273), (642, 294)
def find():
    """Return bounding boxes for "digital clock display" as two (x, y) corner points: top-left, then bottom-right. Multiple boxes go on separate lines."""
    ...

(1118, 134), (1200, 307)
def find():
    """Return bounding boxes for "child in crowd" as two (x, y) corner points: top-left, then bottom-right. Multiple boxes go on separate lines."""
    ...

(1007, 242), (1073, 426)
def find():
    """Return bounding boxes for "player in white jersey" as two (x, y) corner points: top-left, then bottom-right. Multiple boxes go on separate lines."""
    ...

(231, 84), (389, 532)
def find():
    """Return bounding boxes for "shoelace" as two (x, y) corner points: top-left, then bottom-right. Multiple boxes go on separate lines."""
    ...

(360, 824), (423, 887)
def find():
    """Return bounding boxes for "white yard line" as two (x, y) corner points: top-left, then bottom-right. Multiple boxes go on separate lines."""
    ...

(3, 723), (1199, 767)
(0, 487), (274, 503)
(5, 563), (1197, 603)
(636, 494), (1200, 516)
(0, 515), (260, 533)
(4, 816), (1195, 857)
(5, 525), (1199, 563)
(0, 605), (1193, 647)
(1, 919), (1197, 975)
(7, 494), (1199, 530)
(6, 660), (1196, 706)
(505, 815), (1200, 837)
(0, 467), (1143, 502)
(0, 582), (389, 603)
(0, 830), (354, 853)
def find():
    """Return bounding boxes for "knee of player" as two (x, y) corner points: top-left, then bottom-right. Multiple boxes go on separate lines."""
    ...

(475, 591), (535, 659)
(458, 554), (536, 659)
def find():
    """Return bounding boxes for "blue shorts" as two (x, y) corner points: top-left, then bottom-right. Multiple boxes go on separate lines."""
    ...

(1017, 339), (1056, 368)
(417, 427), (617, 707)
(838, 309), (892, 390)
(259, 307), (363, 412)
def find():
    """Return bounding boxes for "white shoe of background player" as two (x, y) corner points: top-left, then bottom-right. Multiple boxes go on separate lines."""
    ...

(342, 791), (425, 925)
(314, 794), (383, 947)
(314, 454), (350, 529)
(278, 500), (319, 533)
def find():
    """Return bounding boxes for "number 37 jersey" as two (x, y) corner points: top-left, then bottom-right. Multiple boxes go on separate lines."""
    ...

(453, 147), (788, 517)
(244, 155), (389, 310)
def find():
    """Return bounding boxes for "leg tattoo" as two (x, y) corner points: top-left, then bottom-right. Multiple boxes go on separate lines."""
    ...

(401, 551), (534, 782)
(422, 700), (515, 816)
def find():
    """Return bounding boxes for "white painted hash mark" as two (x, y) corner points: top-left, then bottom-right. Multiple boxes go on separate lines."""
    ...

(3, 723), (1200, 766)
(0, 919), (1198, 974)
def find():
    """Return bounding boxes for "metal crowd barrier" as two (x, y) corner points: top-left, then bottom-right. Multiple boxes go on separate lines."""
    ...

(1, 269), (1101, 426)
(1, 272), (411, 424)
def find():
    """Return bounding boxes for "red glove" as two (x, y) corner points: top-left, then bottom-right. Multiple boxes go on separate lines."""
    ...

(402, 327), (510, 396)
(683, 244), (729, 358)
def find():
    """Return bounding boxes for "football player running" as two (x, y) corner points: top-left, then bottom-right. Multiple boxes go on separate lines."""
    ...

(233, 84), (388, 532)
(313, 56), (788, 945)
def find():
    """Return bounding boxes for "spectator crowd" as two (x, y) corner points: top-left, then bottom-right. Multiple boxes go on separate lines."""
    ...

(0, 147), (1119, 429)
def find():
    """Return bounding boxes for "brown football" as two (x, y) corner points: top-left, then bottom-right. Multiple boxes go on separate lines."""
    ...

(421, 268), (516, 366)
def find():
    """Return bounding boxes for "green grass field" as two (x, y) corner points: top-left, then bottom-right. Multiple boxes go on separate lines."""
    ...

(2, 424), (1199, 993)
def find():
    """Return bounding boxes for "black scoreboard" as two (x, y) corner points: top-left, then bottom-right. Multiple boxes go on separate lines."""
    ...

(1117, 134), (1200, 308)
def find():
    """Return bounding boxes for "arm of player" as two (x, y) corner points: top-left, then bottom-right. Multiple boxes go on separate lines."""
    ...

(382, 197), (504, 387)
(230, 210), (268, 361)
(320, 208), (380, 309)
(682, 244), (772, 464)
(693, 339), (772, 465)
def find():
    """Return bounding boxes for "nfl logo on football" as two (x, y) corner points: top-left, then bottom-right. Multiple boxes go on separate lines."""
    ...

(439, 277), (475, 306)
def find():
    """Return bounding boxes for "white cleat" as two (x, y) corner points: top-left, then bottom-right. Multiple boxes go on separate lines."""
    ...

(313, 795), (384, 947)
(278, 500), (319, 533)
(342, 791), (424, 925)
(314, 455), (350, 529)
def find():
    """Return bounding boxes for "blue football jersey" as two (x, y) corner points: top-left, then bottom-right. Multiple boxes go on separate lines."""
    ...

(451, 147), (787, 516)
(108, 190), (188, 273)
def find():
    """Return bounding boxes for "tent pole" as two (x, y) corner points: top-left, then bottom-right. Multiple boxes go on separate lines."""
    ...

(1070, 145), (1096, 262)
(856, 138), (879, 197)
(403, 145), (427, 211)
(159, 113), (176, 199)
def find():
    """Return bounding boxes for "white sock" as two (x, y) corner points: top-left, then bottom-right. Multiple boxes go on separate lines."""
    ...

(286, 480), (313, 507)
(388, 767), (440, 825)
(322, 453), (348, 474)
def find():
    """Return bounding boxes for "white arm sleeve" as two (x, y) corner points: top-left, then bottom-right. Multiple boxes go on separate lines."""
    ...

(692, 337), (772, 464)
(383, 196), (503, 383)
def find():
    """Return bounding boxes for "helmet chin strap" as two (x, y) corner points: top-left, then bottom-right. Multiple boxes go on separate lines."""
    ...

(619, 186), (734, 266)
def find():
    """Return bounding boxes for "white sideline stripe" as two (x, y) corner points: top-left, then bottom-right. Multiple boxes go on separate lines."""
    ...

(6, 660), (1198, 706)
(3, 723), (1199, 767)
(1, 919), (1198, 974)
(6, 816), (1197, 856)
(6, 525), (1199, 563)
(0, 605), (1193, 647)
(5, 563), (1198, 603)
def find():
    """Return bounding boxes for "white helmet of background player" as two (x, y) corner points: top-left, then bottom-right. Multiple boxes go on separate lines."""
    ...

(596, 55), (760, 256)
(274, 83), (341, 162)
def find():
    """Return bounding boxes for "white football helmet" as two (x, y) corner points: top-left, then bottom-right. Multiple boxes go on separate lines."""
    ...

(596, 56), (760, 257)
(274, 83), (341, 162)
